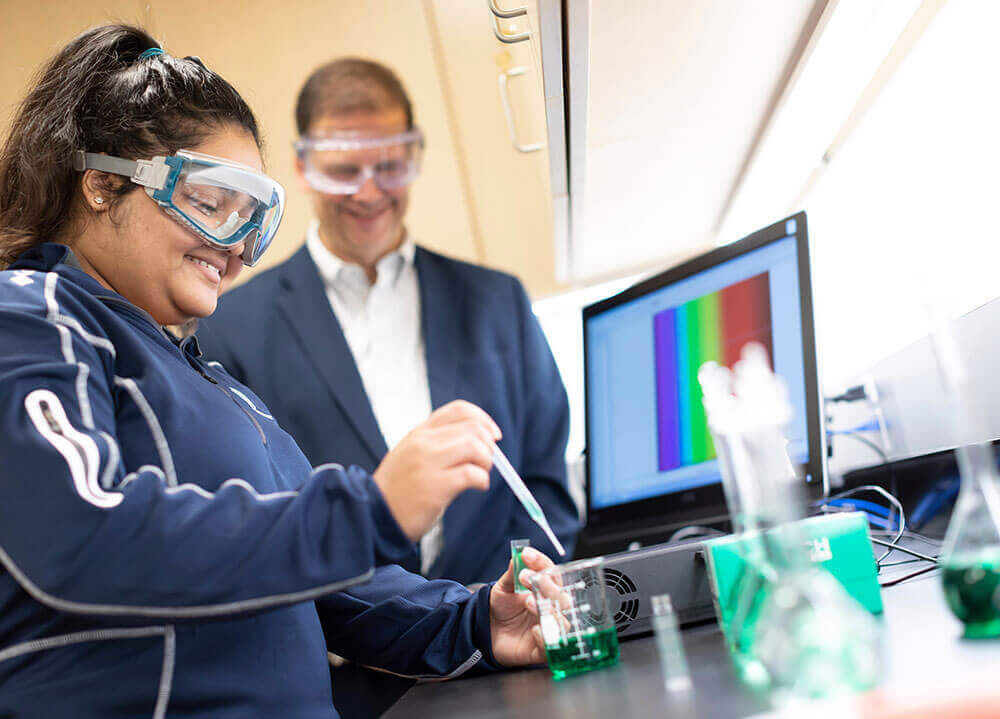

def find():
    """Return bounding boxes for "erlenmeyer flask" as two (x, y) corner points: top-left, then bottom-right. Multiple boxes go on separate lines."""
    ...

(931, 318), (1000, 638)
(939, 442), (1000, 638)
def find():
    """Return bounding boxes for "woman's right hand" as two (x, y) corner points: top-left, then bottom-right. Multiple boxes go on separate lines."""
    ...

(373, 400), (501, 542)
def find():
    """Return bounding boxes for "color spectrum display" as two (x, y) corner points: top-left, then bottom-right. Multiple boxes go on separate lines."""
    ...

(653, 272), (773, 471)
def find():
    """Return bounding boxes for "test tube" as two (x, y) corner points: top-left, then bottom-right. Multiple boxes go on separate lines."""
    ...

(510, 538), (531, 593)
(651, 594), (692, 692)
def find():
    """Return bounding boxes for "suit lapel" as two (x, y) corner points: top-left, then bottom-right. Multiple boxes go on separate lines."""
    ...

(416, 248), (461, 409)
(276, 246), (388, 462)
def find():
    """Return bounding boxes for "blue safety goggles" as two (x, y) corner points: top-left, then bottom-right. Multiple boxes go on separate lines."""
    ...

(73, 149), (285, 267)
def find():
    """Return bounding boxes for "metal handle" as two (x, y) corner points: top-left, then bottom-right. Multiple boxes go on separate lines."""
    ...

(497, 66), (544, 153)
(488, 0), (530, 43)
(492, 19), (530, 43)
(487, 0), (527, 19)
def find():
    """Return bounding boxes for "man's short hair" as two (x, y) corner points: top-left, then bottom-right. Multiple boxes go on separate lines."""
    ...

(295, 58), (414, 135)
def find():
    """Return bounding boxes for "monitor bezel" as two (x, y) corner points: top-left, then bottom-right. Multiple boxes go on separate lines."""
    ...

(581, 211), (825, 533)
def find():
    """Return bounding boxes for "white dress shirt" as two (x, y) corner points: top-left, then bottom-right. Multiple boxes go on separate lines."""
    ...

(306, 222), (443, 572)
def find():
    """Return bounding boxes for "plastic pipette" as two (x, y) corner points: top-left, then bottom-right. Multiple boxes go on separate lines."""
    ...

(492, 446), (566, 556)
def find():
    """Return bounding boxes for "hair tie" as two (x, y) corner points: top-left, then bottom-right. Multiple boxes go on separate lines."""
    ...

(138, 47), (165, 60)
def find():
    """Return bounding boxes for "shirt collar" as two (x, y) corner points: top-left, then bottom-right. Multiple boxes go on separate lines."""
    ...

(306, 220), (415, 289)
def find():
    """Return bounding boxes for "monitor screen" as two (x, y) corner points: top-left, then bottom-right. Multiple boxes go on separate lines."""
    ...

(583, 213), (824, 532)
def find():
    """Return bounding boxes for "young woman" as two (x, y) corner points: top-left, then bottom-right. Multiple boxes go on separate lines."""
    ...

(0, 25), (551, 718)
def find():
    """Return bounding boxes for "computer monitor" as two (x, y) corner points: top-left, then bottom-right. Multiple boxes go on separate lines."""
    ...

(581, 212), (824, 548)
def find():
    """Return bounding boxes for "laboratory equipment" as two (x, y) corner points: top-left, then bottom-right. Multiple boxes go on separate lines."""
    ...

(493, 446), (566, 556)
(601, 540), (715, 639)
(577, 212), (825, 559)
(699, 344), (881, 701)
(530, 557), (620, 680)
(510, 538), (531, 593)
(929, 316), (1000, 638)
(651, 593), (692, 692)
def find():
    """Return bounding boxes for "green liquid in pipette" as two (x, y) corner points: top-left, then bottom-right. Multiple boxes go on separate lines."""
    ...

(942, 553), (1000, 639)
(545, 627), (620, 680)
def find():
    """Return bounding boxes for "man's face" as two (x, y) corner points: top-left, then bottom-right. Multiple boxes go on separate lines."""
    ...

(299, 107), (411, 271)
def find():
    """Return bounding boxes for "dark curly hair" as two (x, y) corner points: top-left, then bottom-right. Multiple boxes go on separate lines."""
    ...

(0, 24), (262, 268)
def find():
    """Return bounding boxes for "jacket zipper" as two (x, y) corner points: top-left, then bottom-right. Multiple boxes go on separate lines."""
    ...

(221, 385), (267, 446)
(197, 362), (267, 447)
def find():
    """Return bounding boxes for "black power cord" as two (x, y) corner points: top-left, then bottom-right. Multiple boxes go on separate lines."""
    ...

(880, 565), (940, 587)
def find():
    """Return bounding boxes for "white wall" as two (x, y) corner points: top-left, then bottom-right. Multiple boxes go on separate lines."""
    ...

(719, 0), (1000, 391)
(806, 0), (1000, 390)
(536, 0), (1000, 477)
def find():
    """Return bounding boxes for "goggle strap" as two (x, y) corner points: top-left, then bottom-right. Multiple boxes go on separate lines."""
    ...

(73, 152), (171, 190)
(74, 149), (280, 267)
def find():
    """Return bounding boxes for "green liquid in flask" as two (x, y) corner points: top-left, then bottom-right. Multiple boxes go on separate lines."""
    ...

(942, 553), (1000, 639)
(544, 626), (620, 680)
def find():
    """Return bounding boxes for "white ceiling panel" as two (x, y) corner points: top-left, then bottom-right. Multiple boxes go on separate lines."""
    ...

(572, 0), (822, 279)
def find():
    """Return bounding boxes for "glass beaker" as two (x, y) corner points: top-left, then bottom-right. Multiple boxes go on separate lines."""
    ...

(530, 557), (620, 680)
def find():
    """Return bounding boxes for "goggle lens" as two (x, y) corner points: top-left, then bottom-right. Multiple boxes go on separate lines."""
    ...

(297, 129), (423, 195)
(164, 156), (285, 266)
(174, 179), (257, 239)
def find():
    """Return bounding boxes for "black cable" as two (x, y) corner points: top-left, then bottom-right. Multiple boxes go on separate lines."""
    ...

(880, 558), (924, 567)
(834, 431), (889, 462)
(869, 536), (939, 563)
(880, 564), (939, 587)
(870, 529), (943, 547)
(821, 485), (905, 566)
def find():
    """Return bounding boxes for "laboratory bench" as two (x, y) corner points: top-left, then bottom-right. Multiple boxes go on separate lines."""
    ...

(384, 558), (999, 718)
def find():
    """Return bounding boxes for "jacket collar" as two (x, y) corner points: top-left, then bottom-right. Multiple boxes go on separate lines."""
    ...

(8, 242), (70, 271)
(11, 243), (176, 345)
(276, 245), (388, 462)
(414, 247), (461, 410)
(273, 244), (468, 462)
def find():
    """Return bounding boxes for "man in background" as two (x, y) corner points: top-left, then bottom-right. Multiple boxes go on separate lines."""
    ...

(198, 58), (578, 586)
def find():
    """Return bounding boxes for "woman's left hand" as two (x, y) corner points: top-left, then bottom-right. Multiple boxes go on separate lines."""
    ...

(489, 546), (555, 666)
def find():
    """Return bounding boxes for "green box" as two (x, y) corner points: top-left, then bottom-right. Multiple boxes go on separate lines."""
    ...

(704, 512), (883, 646)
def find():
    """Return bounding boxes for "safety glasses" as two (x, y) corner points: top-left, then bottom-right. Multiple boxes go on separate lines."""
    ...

(73, 149), (285, 267)
(294, 128), (424, 195)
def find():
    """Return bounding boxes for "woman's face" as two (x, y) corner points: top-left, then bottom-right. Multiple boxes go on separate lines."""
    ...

(76, 125), (263, 325)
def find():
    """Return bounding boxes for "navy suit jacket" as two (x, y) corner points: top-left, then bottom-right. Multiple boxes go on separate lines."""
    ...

(197, 244), (578, 584)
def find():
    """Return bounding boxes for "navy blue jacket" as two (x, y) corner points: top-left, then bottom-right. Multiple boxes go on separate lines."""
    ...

(0, 245), (499, 718)
(198, 245), (579, 584)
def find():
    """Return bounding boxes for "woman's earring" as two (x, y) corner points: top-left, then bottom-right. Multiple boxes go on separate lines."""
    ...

(93, 197), (105, 205)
